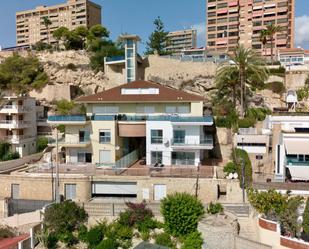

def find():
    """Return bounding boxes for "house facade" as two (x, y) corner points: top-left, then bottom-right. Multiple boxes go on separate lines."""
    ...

(47, 80), (214, 167)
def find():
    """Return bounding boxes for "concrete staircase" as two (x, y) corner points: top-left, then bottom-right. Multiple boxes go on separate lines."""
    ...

(223, 203), (250, 217)
(237, 216), (259, 241)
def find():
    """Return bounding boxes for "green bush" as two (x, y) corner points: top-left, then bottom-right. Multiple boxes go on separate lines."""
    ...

(2, 151), (20, 161)
(95, 238), (117, 249)
(303, 198), (309, 234)
(154, 232), (175, 248)
(223, 162), (237, 175)
(269, 66), (286, 76)
(86, 226), (104, 248)
(77, 224), (88, 242)
(238, 118), (256, 128)
(207, 202), (224, 215)
(161, 192), (205, 237)
(37, 137), (48, 152)
(180, 231), (204, 249)
(58, 231), (78, 247)
(140, 230), (150, 241)
(136, 216), (159, 233)
(36, 229), (58, 249)
(43, 200), (88, 235)
(265, 81), (286, 94)
(232, 149), (253, 188)
(0, 142), (11, 161)
(215, 110), (239, 129)
(0, 225), (16, 239)
(105, 222), (133, 249)
(246, 107), (271, 121)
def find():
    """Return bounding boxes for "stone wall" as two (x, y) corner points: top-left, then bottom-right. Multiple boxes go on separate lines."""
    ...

(285, 71), (309, 90)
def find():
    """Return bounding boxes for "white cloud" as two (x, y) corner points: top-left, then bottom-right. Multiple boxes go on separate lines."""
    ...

(295, 15), (309, 48)
(192, 22), (206, 47)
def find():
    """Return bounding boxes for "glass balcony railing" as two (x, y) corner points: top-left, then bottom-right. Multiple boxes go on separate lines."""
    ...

(286, 159), (309, 166)
(105, 55), (125, 62)
(171, 137), (213, 146)
(48, 115), (86, 122)
(148, 116), (213, 123)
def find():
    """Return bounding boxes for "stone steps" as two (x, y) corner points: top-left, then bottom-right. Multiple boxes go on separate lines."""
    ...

(238, 217), (258, 241)
(223, 204), (250, 217)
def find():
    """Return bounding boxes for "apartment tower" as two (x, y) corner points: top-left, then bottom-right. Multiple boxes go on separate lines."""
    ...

(16, 0), (101, 46)
(166, 29), (197, 55)
(206, 0), (295, 56)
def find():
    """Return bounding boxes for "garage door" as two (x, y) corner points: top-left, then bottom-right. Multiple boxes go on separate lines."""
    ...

(92, 182), (137, 197)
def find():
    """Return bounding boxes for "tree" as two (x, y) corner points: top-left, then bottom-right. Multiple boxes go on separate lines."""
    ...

(303, 198), (309, 234)
(53, 26), (70, 49)
(43, 17), (52, 45)
(259, 29), (268, 56)
(43, 200), (88, 235)
(55, 99), (76, 115)
(217, 45), (269, 117)
(265, 24), (283, 62)
(145, 16), (170, 55)
(232, 149), (253, 188)
(74, 26), (89, 48)
(0, 54), (48, 93)
(161, 192), (205, 237)
(88, 24), (109, 41)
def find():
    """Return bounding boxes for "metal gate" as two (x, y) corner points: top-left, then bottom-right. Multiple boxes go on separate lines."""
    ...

(8, 199), (52, 216)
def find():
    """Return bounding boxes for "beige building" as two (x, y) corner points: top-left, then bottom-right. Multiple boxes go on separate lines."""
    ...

(206, 0), (295, 56)
(16, 0), (101, 46)
(166, 29), (197, 55)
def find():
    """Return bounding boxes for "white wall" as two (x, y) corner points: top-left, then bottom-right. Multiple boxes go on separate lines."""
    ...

(146, 121), (203, 166)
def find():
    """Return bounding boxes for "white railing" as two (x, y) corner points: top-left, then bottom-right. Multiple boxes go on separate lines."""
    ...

(0, 120), (31, 126)
(0, 105), (31, 112)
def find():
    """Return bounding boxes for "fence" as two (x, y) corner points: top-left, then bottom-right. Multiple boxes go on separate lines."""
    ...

(80, 202), (161, 217)
(0, 152), (43, 173)
(8, 199), (52, 216)
(18, 223), (42, 249)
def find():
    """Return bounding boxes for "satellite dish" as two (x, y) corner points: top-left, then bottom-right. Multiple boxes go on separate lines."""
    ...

(228, 173), (234, 179)
(115, 145), (120, 151)
(233, 172), (238, 179)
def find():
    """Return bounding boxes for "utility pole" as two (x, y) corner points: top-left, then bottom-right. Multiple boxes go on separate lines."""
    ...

(55, 128), (60, 203)
(51, 149), (54, 202)
(241, 138), (245, 203)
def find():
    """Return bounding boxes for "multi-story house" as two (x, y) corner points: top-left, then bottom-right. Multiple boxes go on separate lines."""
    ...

(16, 0), (101, 46)
(206, 0), (295, 56)
(47, 80), (214, 168)
(166, 29), (197, 56)
(0, 96), (37, 157)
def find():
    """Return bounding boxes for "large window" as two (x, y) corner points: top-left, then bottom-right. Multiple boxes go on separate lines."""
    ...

(171, 152), (195, 166)
(151, 130), (163, 144)
(173, 130), (185, 144)
(79, 130), (90, 143)
(77, 152), (92, 163)
(136, 105), (155, 113)
(166, 105), (190, 114)
(151, 151), (163, 164)
(99, 130), (111, 143)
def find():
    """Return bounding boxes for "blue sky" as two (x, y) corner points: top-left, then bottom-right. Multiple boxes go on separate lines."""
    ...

(0, 0), (309, 51)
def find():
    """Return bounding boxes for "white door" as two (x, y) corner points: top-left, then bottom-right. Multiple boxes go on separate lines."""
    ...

(154, 184), (166, 201)
(99, 150), (111, 164)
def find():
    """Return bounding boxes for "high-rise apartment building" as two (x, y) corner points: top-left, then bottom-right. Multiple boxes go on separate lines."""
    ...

(166, 29), (197, 55)
(206, 0), (295, 56)
(16, 0), (101, 46)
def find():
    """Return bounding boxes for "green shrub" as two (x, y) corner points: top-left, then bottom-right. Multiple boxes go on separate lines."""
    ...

(86, 226), (104, 248)
(37, 137), (48, 152)
(77, 224), (88, 242)
(265, 81), (286, 94)
(43, 200), (88, 235)
(269, 66), (286, 76)
(180, 231), (203, 249)
(303, 198), (309, 234)
(223, 162), (237, 175)
(95, 238), (117, 249)
(246, 107), (271, 121)
(140, 230), (150, 241)
(297, 86), (309, 101)
(105, 222), (133, 249)
(66, 63), (77, 71)
(136, 216), (159, 233)
(57, 125), (65, 133)
(58, 231), (78, 247)
(55, 99), (76, 115)
(232, 149), (253, 188)
(2, 151), (20, 161)
(161, 192), (205, 237)
(154, 232), (175, 248)
(0, 225), (16, 239)
(0, 142), (11, 161)
(32, 41), (52, 51)
(238, 118), (256, 128)
(207, 202), (224, 215)
(36, 229), (58, 249)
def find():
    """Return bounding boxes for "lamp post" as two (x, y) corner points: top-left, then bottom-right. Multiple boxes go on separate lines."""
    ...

(241, 137), (245, 203)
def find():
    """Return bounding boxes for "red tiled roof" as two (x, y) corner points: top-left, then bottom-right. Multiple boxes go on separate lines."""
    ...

(76, 80), (205, 103)
(0, 234), (29, 249)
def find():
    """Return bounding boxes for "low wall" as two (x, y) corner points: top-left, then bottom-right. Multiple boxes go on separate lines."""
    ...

(0, 210), (42, 227)
(258, 217), (309, 249)
(0, 153), (43, 173)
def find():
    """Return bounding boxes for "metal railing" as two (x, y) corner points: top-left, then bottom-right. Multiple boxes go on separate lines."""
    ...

(286, 159), (309, 166)
(0, 105), (31, 111)
(148, 115), (213, 123)
(0, 120), (31, 126)
(106, 55), (125, 62)
(48, 137), (90, 145)
(96, 149), (139, 169)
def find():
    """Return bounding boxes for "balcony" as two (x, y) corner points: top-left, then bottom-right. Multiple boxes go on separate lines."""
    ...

(286, 159), (309, 181)
(0, 120), (32, 129)
(105, 55), (125, 65)
(171, 136), (213, 150)
(2, 135), (34, 144)
(148, 116), (214, 126)
(0, 105), (31, 113)
(48, 137), (90, 148)
(47, 115), (87, 125)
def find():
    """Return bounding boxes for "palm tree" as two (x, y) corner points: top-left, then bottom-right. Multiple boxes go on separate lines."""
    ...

(216, 45), (269, 117)
(265, 24), (283, 62)
(259, 29), (268, 56)
(43, 17), (52, 45)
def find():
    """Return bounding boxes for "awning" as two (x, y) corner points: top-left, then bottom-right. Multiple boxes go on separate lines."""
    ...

(284, 140), (309, 155)
(217, 9), (228, 14)
(229, 1), (238, 7)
